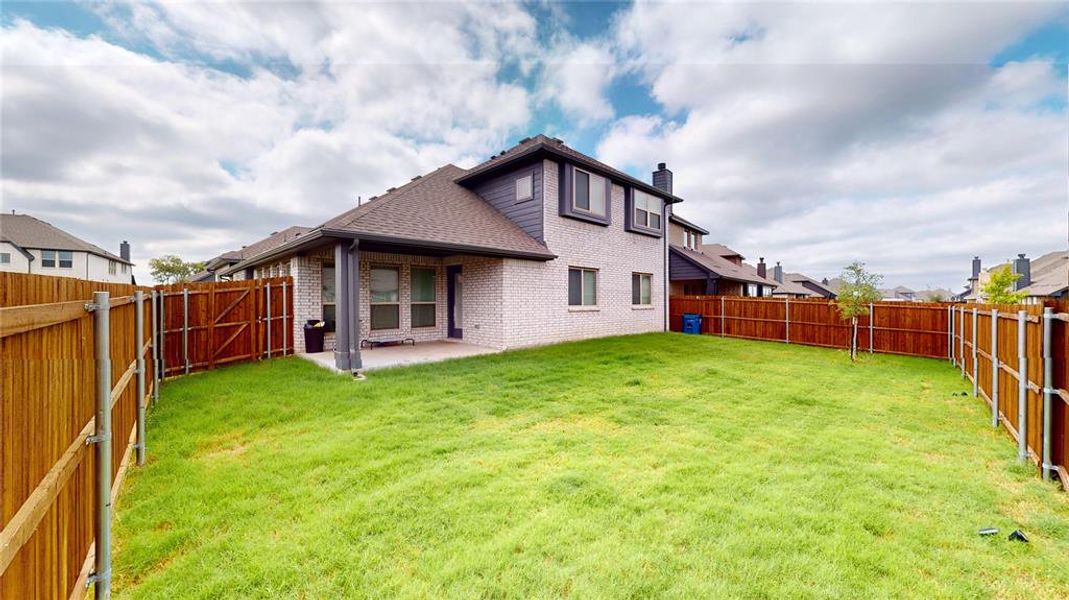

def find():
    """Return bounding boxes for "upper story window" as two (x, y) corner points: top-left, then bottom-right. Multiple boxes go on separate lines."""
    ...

(633, 190), (662, 230)
(122, 263), (129, 273)
(0, 253), (9, 264)
(573, 169), (607, 217)
(685, 230), (699, 250)
(41, 250), (55, 268)
(109, 260), (117, 275)
(515, 174), (533, 203)
(568, 267), (597, 307)
(58, 251), (72, 268)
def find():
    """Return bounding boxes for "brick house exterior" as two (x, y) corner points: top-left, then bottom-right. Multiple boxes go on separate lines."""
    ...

(226, 135), (683, 372)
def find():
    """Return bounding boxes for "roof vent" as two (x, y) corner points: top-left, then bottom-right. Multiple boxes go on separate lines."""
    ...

(552, 137), (564, 144)
(270, 231), (278, 236)
(518, 136), (531, 144)
(387, 187), (396, 193)
(369, 195), (377, 201)
(411, 175), (422, 181)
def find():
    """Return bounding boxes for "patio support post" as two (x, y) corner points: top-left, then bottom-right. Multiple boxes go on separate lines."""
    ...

(1042, 307), (1054, 480)
(90, 291), (112, 599)
(971, 308), (978, 397)
(182, 288), (190, 375)
(347, 240), (363, 371)
(1017, 310), (1028, 463)
(991, 308), (999, 428)
(135, 291), (146, 466)
(150, 290), (159, 404)
(333, 242), (352, 371)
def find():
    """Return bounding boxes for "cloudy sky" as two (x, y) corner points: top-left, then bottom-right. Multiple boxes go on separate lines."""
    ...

(2, 1), (1067, 290)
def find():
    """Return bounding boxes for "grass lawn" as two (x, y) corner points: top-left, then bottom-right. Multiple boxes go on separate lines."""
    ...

(113, 333), (1069, 599)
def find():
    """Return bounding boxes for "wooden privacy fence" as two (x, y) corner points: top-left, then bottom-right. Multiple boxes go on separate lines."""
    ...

(670, 296), (950, 358)
(1, 273), (292, 600)
(949, 303), (1069, 489)
(670, 295), (1069, 489)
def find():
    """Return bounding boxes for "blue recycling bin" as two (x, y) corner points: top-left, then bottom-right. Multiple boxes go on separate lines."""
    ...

(682, 313), (702, 335)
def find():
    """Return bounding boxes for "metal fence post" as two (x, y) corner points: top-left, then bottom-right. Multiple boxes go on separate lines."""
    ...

(960, 307), (966, 377)
(720, 296), (725, 337)
(150, 290), (159, 404)
(784, 297), (790, 343)
(1041, 307), (1053, 480)
(990, 308), (999, 427)
(134, 291), (146, 466)
(266, 282), (272, 358)
(182, 288), (190, 374)
(971, 308), (978, 397)
(1017, 310), (1028, 463)
(281, 280), (288, 355)
(869, 303), (874, 353)
(949, 305), (957, 363)
(89, 291), (112, 598)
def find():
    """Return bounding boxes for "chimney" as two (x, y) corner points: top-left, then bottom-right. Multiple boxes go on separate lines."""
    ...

(120, 240), (130, 262)
(971, 256), (981, 279)
(652, 162), (672, 195)
(757, 257), (766, 278)
(1013, 253), (1031, 290)
(773, 261), (783, 283)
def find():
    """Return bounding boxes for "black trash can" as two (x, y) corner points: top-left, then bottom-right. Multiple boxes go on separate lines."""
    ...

(304, 319), (325, 353)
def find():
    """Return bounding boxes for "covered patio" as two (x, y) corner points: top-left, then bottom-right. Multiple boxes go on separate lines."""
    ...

(299, 340), (501, 373)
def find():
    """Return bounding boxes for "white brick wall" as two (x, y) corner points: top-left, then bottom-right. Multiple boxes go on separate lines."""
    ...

(497, 158), (665, 348)
(357, 251), (450, 344)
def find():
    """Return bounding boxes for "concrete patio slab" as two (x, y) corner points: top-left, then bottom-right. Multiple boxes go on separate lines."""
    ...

(298, 340), (501, 374)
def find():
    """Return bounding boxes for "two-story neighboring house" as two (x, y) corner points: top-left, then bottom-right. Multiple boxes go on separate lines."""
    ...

(226, 135), (681, 372)
(0, 212), (134, 283)
(667, 215), (778, 296)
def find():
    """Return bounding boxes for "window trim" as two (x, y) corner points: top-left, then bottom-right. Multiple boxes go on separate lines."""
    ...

(58, 251), (73, 269)
(572, 168), (607, 217)
(410, 266), (437, 328)
(369, 265), (401, 330)
(559, 163), (611, 226)
(568, 267), (598, 307)
(41, 249), (56, 268)
(632, 272), (653, 305)
(624, 187), (664, 237)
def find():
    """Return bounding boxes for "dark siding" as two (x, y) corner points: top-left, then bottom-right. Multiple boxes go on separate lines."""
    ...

(799, 280), (835, 298)
(669, 249), (711, 280)
(471, 163), (544, 242)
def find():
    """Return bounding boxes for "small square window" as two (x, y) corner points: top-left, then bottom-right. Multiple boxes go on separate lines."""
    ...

(515, 174), (533, 202)
(0, 253), (9, 264)
(41, 250), (56, 267)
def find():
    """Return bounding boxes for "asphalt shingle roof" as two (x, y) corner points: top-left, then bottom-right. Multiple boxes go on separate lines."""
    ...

(670, 244), (779, 287)
(0, 213), (130, 264)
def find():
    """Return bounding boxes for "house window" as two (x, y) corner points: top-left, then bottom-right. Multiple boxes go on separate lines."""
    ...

(370, 266), (400, 329)
(568, 267), (597, 306)
(0, 253), (9, 264)
(515, 174), (533, 202)
(41, 250), (56, 267)
(411, 267), (436, 328)
(633, 190), (662, 230)
(632, 273), (652, 305)
(746, 284), (758, 297)
(573, 169), (606, 216)
(121, 263), (128, 274)
(322, 265), (336, 332)
(109, 260), (117, 275)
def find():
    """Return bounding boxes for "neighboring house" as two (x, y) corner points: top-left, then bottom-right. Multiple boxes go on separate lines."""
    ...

(961, 251), (1068, 304)
(668, 231), (779, 296)
(226, 134), (681, 371)
(880, 286), (917, 302)
(195, 227), (312, 282)
(0, 212), (134, 283)
(767, 264), (837, 299)
(914, 288), (953, 302)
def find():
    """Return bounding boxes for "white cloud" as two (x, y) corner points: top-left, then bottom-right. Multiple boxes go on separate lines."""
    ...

(597, 1), (1067, 290)
(539, 38), (617, 124)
